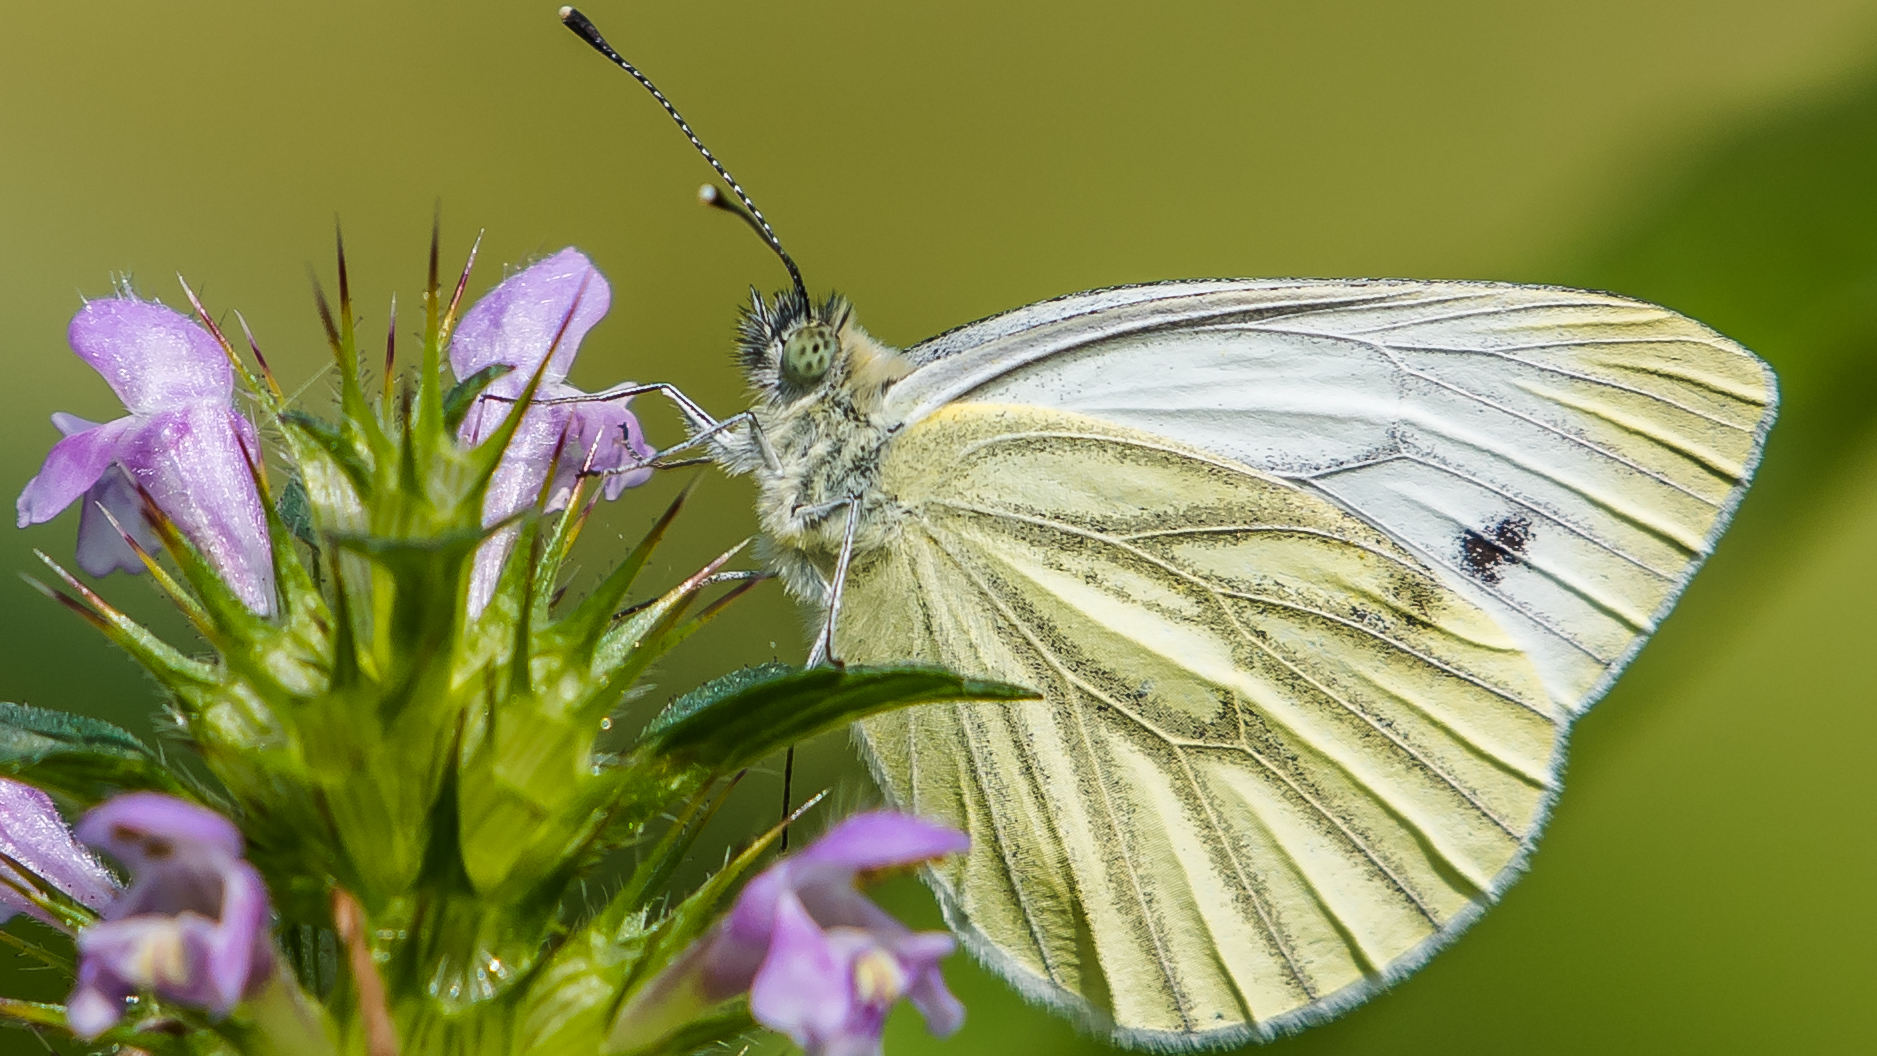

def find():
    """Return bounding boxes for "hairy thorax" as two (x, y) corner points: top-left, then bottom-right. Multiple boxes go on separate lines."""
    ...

(717, 310), (916, 607)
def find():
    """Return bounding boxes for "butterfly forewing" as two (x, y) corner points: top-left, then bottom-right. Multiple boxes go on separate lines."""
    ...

(884, 280), (1778, 715)
(846, 403), (1563, 1044)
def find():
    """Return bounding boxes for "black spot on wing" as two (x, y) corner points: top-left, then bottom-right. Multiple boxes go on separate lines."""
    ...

(1459, 515), (1533, 585)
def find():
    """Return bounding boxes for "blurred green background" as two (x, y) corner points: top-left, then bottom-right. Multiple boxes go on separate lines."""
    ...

(3, 1), (1875, 1052)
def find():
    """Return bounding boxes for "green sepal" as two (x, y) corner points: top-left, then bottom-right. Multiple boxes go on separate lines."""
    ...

(328, 526), (484, 721)
(608, 776), (740, 918)
(528, 476), (595, 630)
(651, 793), (813, 957)
(599, 798), (817, 1055)
(537, 476), (692, 641)
(0, 920), (74, 973)
(519, 796), (810, 1056)
(137, 488), (279, 651)
(314, 244), (397, 472)
(641, 664), (1041, 772)
(279, 411), (373, 499)
(548, 491), (694, 667)
(443, 363), (514, 433)
(588, 541), (749, 682)
(0, 996), (68, 1033)
(24, 555), (220, 693)
(450, 531), (748, 904)
(514, 907), (651, 1056)
(0, 701), (191, 805)
(606, 1002), (754, 1056)
(0, 845), (100, 932)
(251, 464), (334, 696)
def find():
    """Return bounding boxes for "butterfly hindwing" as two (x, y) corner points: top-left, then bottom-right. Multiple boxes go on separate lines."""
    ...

(845, 403), (1563, 1044)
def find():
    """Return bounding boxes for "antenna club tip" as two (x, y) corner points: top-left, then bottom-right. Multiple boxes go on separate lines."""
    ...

(697, 184), (721, 205)
(557, 6), (576, 20)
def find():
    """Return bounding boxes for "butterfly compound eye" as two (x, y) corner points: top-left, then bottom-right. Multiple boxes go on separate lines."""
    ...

(780, 323), (839, 386)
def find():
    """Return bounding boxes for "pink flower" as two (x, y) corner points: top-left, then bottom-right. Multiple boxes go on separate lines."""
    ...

(17, 297), (274, 614)
(617, 812), (968, 1056)
(451, 248), (653, 613)
(66, 793), (274, 1039)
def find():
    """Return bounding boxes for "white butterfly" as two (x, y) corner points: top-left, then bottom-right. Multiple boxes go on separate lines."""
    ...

(710, 278), (1773, 1047)
(560, 9), (1776, 1047)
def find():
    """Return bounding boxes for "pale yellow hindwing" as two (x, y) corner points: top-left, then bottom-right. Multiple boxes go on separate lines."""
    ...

(845, 403), (1563, 1046)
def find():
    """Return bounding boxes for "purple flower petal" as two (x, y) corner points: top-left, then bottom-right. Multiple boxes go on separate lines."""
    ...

(51, 412), (102, 435)
(797, 812), (972, 873)
(68, 297), (231, 415)
(114, 405), (275, 614)
(895, 933), (964, 1037)
(73, 467), (158, 578)
(55, 407), (159, 577)
(78, 792), (244, 866)
(199, 860), (271, 1010)
(680, 812), (967, 1054)
(0, 778), (117, 925)
(464, 403), (577, 613)
(749, 890), (856, 1048)
(77, 915), (189, 985)
(450, 248), (611, 395)
(561, 392), (654, 500)
(66, 954), (135, 1038)
(16, 417), (133, 528)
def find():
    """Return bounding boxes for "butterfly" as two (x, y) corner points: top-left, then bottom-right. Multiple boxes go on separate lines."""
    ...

(560, 8), (1777, 1048)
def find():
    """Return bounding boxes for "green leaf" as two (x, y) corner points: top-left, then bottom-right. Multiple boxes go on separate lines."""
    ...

(640, 664), (1040, 772)
(277, 476), (317, 548)
(643, 663), (794, 740)
(442, 363), (513, 433)
(0, 701), (189, 804)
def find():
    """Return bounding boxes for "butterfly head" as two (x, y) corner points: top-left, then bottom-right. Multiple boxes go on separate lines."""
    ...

(738, 288), (910, 405)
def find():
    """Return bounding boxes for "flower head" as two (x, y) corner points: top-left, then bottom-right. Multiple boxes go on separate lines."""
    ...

(67, 793), (274, 1039)
(615, 812), (968, 1056)
(17, 296), (275, 613)
(0, 777), (117, 925)
(452, 248), (653, 612)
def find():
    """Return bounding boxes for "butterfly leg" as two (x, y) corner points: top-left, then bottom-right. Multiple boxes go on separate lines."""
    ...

(804, 496), (861, 668)
(764, 496), (857, 849)
(510, 381), (782, 472)
(641, 410), (779, 471)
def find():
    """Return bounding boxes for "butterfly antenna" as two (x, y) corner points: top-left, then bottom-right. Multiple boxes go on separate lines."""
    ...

(560, 7), (810, 307)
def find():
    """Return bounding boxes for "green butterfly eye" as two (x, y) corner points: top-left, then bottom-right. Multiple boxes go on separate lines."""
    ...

(780, 324), (838, 386)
